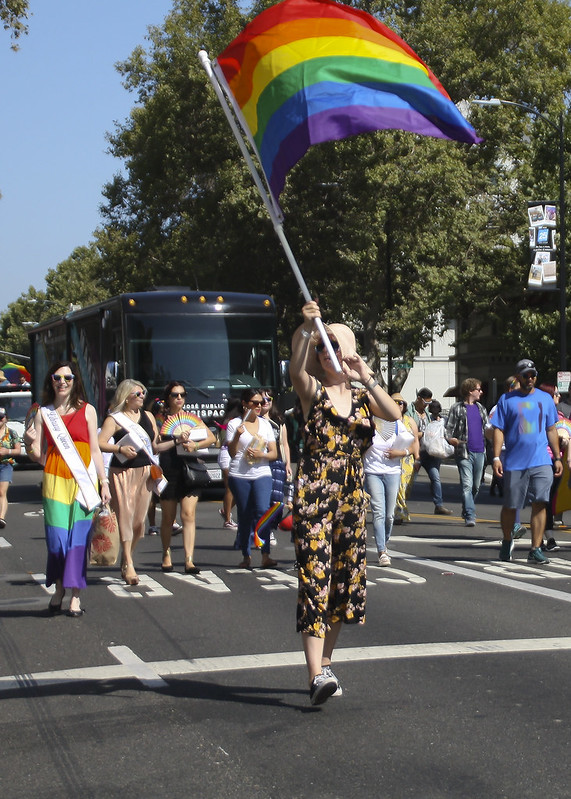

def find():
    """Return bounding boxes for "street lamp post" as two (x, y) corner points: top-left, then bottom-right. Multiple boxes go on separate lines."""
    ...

(473, 98), (567, 372)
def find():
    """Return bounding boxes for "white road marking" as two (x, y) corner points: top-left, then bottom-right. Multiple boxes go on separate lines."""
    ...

(1, 637), (571, 693)
(101, 574), (172, 598)
(0, 537), (11, 548)
(390, 550), (571, 603)
(167, 570), (230, 593)
(108, 645), (167, 688)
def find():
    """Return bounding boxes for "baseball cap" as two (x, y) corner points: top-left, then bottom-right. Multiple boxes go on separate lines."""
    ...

(515, 359), (537, 376)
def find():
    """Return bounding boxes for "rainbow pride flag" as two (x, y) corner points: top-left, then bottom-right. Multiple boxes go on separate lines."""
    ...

(216, 0), (481, 200)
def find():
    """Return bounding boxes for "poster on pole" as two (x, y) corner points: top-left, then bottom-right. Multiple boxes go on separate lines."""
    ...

(527, 201), (558, 290)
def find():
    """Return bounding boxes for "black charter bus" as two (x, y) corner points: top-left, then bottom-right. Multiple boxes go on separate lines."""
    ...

(28, 289), (280, 482)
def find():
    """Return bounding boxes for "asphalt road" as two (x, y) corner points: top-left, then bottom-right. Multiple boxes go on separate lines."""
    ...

(2, 464), (571, 799)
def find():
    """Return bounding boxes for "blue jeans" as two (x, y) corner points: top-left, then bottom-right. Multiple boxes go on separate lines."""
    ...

(228, 475), (272, 556)
(419, 451), (443, 507)
(456, 451), (485, 522)
(365, 472), (401, 553)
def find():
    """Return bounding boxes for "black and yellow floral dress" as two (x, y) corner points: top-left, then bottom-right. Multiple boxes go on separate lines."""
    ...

(293, 384), (374, 638)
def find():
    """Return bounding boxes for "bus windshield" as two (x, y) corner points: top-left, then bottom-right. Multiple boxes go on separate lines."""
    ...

(126, 313), (277, 395)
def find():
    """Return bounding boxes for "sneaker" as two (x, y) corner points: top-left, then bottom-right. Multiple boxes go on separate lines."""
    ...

(511, 523), (526, 539)
(223, 519), (238, 529)
(147, 525), (159, 536)
(528, 547), (550, 564)
(172, 522), (182, 536)
(434, 506), (453, 516)
(321, 665), (342, 697)
(553, 519), (564, 527)
(545, 537), (560, 552)
(309, 673), (338, 706)
(378, 552), (391, 567)
(465, 519), (476, 528)
(499, 538), (514, 562)
(270, 531), (277, 546)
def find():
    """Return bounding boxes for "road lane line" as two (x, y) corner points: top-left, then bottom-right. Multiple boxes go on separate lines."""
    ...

(388, 549), (571, 602)
(2, 637), (571, 692)
(108, 645), (167, 688)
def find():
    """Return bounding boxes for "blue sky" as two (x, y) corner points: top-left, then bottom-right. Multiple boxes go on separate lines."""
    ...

(0, 0), (175, 312)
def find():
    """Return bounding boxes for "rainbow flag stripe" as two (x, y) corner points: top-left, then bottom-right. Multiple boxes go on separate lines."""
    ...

(216, 0), (481, 199)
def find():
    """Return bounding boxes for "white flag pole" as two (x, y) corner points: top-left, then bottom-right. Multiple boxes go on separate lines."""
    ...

(198, 49), (341, 372)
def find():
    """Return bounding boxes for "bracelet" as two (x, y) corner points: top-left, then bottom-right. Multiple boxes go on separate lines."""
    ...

(492, 456), (501, 462)
(366, 377), (379, 389)
(554, 457), (562, 462)
(404, 448), (409, 457)
(300, 328), (312, 339)
(100, 477), (109, 484)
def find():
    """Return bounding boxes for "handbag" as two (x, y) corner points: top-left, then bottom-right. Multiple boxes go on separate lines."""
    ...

(182, 457), (211, 489)
(89, 504), (120, 566)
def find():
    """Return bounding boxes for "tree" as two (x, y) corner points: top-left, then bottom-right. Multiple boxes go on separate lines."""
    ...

(0, 244), (108, 357)
(96, 0), (571, 378)
(1, 0), (29, 49)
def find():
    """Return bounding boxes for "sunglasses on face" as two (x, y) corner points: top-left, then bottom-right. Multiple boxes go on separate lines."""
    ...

(0, 414), (5, 420)
(395, 400), (404, 406)
(249, 400), (263, 406)
(52, 374), (74, 383)
(170, 391), (186, 398)
(315, 340), (340, 354)
(130, 391), (146, 398)
(262, 396), (273, 403)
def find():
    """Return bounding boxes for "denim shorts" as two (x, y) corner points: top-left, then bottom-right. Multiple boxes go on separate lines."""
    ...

(504, 465), (553, 509)
(0, 462), (14, 483)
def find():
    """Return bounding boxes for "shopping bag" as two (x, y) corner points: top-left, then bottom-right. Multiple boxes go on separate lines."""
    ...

(89, 504), (120, 566)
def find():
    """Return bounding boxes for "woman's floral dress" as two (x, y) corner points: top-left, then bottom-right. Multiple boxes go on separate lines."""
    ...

(293, 384), (374, 638)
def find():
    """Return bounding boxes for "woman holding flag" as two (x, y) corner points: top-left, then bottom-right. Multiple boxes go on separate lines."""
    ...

(290, 301), (400, 705)
(23, 361), (111, 617)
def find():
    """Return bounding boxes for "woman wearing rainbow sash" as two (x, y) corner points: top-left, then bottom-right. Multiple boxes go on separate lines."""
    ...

(24, 361), (111, 617)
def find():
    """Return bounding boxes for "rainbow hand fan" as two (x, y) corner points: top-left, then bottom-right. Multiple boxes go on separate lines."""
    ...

(25, 402), (40, 430)
(160, 411), (203, 438)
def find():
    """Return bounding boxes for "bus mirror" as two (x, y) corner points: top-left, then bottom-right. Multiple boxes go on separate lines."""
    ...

(279, 360), (291, 391)
(105, 361), (119, 390)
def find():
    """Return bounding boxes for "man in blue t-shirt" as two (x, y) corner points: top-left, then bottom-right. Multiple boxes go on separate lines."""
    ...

(492, 359), (562, 564)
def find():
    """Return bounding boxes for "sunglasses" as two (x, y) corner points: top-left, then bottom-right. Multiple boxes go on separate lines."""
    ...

(315, 340), (340, 354)
(130, 391), (146, 398)
(395, 400), (404, 406)
(249, 400), (263, 406)
(262, 396), (273, 403)
(0, 414), (5, 419)
(52, 374), (74, 383)
(170, 392), (187, 398)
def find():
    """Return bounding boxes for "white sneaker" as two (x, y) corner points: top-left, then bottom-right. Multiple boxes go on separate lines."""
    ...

(378, 552), (391, 566)
(270, 531), (277, 546)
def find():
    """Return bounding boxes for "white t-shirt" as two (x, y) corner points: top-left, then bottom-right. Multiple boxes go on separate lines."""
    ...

(226, 416), (274, 480)
(364, 418), (413, 475)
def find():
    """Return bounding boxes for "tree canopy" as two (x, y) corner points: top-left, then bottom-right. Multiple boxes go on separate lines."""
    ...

(1, 0), (29, 49)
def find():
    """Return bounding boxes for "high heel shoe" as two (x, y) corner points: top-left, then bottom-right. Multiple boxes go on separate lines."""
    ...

(48, 589), (65, 613)
(184, 558), (201, 575)
(161, 548), (173, 573)
(121, 562), (140, 585)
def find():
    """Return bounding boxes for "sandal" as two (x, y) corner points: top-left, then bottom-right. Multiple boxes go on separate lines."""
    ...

(48, 589), (65, 613)
(161, 548), (173, 573)
(121, 562), (140, 586)
(185, 558), (201, 575)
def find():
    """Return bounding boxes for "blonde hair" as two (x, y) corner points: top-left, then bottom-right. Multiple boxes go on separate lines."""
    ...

(108, 379), (146, 413)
